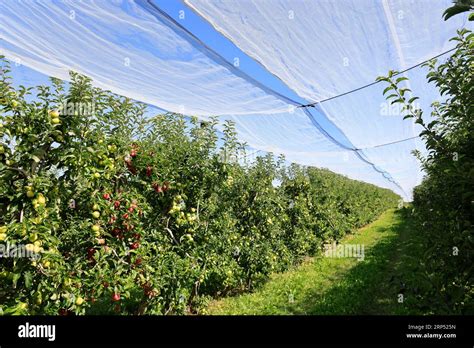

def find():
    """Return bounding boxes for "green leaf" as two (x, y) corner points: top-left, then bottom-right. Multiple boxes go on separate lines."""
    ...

(12, 273), (21, 288)
(443, 4), (473, 21)
(391, 98), (405, 105)
(395, 77), (409, 84)
(31, 155), (41, 163)
(419, 130), (429, 137)
(382, 86), (393, 95)
(399, 88), (411, 97)
(24, 271), (32, 289)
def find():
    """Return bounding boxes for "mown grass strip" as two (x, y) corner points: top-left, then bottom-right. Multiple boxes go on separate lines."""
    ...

(207, 208), (422, 315)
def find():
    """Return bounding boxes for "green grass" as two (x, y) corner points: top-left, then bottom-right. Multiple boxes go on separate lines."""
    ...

(207, 208), (424, 315)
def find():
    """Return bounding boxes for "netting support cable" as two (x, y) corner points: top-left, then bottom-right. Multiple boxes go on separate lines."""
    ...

(298, 47), (457, 108)
(355, 135), (420, 150)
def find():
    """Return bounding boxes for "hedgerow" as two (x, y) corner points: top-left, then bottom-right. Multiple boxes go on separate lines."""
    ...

(0, 56), (398, 315)
(378, 29), (473, 314)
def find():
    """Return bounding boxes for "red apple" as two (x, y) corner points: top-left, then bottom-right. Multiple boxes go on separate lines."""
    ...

(58, 309), (70, 316)
(153, 184), (163, 193)
(87, 248), (95, 260)
(126, 162), (137, 175)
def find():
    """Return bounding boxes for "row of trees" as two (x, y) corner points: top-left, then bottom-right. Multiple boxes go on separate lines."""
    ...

(378, 28), (473, 314)
(0, 57), (399, 314)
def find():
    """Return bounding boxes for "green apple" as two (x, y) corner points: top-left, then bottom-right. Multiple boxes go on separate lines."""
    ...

(42, 260), (51, 268)
(37, 194), (46, 205)
(35, 294), (42, 305)
(49, 110), (60, 118)
(26, 189), (35, 198)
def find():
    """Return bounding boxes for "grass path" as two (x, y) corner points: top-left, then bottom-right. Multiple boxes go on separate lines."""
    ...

(207, 208), (423, 315)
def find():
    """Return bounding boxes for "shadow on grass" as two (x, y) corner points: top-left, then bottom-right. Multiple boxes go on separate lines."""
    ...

(287, 210), (421, 315)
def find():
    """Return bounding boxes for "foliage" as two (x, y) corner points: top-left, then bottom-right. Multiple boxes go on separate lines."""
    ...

(208, 209), (421, 315)
(377, 29), (473, 314)
(0, 56), (398, 315)
(443, 0), (474, 21)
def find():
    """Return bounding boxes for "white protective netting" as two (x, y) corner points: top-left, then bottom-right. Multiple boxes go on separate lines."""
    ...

(184, 0), (472, 199)
(1, 0), (470, 200)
